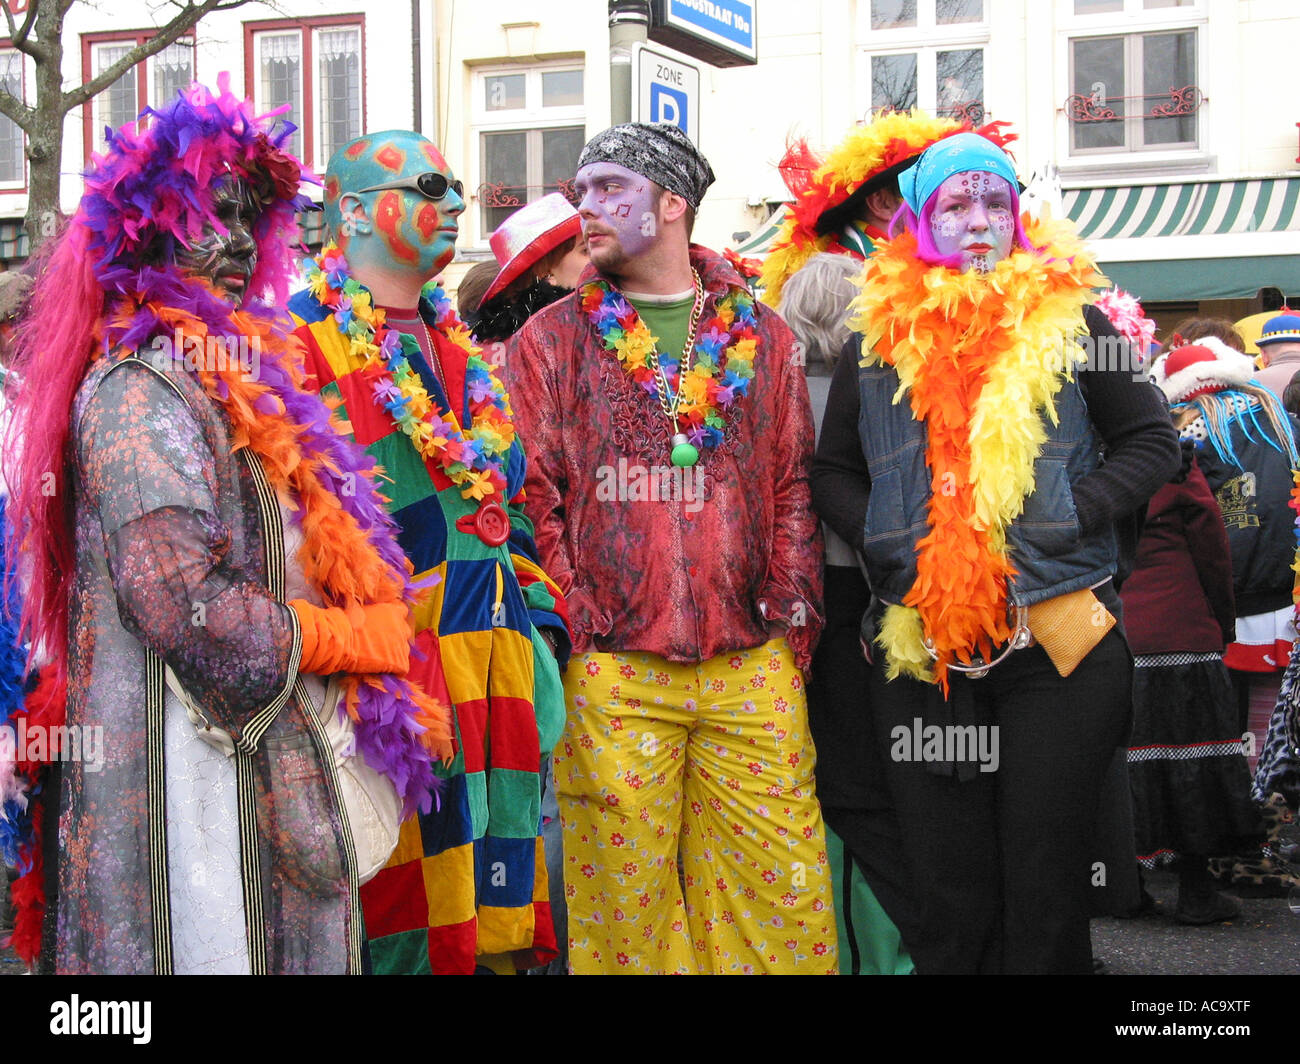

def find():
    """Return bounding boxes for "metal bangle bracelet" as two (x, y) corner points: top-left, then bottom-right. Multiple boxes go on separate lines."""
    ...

(922, 605), (1032, 680)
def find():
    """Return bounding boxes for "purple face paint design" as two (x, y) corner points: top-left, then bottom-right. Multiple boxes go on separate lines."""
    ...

(574, 162), (659, 273)
(176, 178), (259, 304)
(928, 171), (1015, 274)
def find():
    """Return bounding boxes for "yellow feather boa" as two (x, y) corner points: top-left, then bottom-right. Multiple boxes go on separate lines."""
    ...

(759, 111), (964, 308)
(847, 215), (1107, 685)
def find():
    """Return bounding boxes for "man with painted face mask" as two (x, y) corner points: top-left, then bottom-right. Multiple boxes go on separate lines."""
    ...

(506, 123), (834, 974)
(287, 131), (572, 976)
(2, 79), (444, 974)
(811, 130), (1180, 973)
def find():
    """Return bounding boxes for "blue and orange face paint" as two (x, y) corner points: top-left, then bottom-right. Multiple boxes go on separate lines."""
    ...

(324, 130), (464, 277)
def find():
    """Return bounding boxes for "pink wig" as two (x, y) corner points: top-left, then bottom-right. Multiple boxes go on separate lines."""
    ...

(2, 75), (313, 671)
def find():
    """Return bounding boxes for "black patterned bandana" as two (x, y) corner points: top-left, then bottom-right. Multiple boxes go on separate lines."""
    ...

(578, 123), (716, 210)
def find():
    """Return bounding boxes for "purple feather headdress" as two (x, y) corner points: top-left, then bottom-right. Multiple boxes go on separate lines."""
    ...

(80, 72), (315, 313)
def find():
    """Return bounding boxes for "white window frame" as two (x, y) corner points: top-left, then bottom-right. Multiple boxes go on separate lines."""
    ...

(1057, 0), (1209, 171)
(251, 29), (305, 162)
(247, 18), (365, 171)
(855, 2), (989, 122)
(82, 33), (195, 160)
(471, 62), (586, 246)
(0, 48), (27, 190)
(150, 39), (196, 110)
(89, 40), (142, 139)
(310, 24), (363, 168)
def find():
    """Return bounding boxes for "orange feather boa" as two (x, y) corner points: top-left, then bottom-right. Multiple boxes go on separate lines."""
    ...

(848, 217), (1105, 691)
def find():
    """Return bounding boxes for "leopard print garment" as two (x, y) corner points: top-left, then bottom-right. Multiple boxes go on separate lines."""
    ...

(1252, 641), (1300, 811)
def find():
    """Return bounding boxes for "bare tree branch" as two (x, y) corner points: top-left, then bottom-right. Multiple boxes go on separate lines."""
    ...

(14, 1), (39, 47)
(0, 81), (34, 128)
(2, 0), (41, 53)
(60, 0), (252, 113)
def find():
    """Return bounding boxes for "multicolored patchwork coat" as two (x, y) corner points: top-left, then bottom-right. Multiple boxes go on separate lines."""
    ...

(288, 285), (570, 974)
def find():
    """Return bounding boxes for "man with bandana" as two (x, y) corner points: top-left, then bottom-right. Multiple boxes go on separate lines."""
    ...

(506, 123), (835, 974)
(287, 131), (572, 975)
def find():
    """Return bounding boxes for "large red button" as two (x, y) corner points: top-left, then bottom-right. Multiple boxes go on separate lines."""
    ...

(473, 499), (510, 546)
(454, 499), (511, 546)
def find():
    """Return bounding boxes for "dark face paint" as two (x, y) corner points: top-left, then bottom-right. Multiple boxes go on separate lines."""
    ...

(177, 178), (259, 304)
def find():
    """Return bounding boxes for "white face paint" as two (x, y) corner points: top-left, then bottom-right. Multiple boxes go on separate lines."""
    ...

(928, 171), (1016, 274)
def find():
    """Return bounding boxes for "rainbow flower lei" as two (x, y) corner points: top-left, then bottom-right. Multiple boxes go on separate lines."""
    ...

(305, 244), (517, 501)
(580, 278), (758, 451)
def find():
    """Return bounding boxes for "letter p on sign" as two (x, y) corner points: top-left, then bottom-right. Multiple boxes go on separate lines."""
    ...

(650, 84), (689, 135)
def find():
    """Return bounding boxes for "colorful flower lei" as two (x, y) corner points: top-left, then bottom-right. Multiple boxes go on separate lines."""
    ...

(580, 278), (758, 451)
(848, 215), (1105, 692)
(305, 243), (517, 501)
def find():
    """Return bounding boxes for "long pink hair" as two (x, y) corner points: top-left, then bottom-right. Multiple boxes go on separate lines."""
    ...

(3, 223), (103, 667)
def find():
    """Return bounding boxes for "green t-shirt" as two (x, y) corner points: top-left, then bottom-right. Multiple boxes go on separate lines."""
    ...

(627, 293), (695, 364)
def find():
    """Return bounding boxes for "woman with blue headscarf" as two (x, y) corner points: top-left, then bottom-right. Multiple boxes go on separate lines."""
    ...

(811, 130), (1180, 973)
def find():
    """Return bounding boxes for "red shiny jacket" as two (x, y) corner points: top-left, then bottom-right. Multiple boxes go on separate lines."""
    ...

(505, 246), (823, 668)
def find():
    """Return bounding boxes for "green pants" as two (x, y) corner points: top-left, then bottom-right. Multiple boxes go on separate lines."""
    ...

(827, 825), (914, 975)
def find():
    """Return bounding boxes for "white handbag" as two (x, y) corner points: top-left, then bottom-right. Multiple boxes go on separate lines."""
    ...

(166, 668), (401, 884)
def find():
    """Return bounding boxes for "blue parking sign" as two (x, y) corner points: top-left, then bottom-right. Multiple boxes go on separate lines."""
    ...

(650, 83), (690, 134)
(636, 43), (701, 145)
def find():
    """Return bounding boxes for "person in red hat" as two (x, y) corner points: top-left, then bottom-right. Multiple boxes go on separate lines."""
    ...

(471, 192), (587, 350)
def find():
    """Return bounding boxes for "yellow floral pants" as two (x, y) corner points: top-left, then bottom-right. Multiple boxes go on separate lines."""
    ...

(556, 639), (837, 974)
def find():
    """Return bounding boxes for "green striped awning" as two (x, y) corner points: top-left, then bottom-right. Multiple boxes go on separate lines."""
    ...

(0, 219), (29, 262)
(1100, 255), (1300, 303)
(1064, 178), (1300, 241)
(731, 205), (788, 255)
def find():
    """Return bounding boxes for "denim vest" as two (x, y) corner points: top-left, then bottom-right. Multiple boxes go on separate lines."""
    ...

(857, 358), (1117, 607)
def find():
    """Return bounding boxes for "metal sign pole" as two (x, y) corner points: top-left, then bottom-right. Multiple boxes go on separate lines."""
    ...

(609, 0), (651, 125)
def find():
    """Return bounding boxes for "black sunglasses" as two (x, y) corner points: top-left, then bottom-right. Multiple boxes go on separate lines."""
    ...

(358, 172), (465, 201)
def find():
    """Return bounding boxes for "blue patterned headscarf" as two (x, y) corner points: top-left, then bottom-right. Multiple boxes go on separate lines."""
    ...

(899, 132), (1019, 216)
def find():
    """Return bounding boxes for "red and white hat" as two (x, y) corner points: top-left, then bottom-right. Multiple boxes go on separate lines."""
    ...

(481, 193), (581, 306)
(1152, 335), (1255, 403)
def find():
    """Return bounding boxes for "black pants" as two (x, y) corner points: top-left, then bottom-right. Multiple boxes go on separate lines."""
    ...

(827, 629), (1132, 974)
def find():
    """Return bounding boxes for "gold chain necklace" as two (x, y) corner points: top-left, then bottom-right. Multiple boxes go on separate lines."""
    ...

(645, 269), (707, 467)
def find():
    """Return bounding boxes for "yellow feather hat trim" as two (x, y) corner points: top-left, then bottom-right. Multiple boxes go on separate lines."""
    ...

(759, 110), (965, 308)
